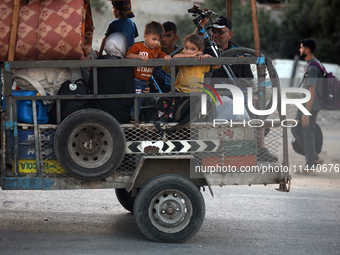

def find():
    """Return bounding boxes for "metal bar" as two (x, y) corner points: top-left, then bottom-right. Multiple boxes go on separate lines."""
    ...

(13, 102), (19, 177)
(1, 112), (5, 186)
(171, 65), (176, 93)
(250, 1), (266, 118)
(32, 99), (42, 179)
(93, 67), (98, 95)
(56, 99), (61, 124)
(7, 57), (260, 69)
(134, 98), (139, 123)
(3, 63), (13, 123)
(289, 55), (300, 87)
(282, 125), (289, 181)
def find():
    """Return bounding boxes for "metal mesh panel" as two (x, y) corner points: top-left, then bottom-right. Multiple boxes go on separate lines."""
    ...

(194, 123), (282, 169)
(191, 124), (257, 174)
(116, 122), (283, 177)
(116, 124), (193, 176)
(36, 122), (283, 178)
(39, 125), (68, 177)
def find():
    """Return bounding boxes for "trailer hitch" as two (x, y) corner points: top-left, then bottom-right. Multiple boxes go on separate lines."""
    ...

(276, 175), (291, 192)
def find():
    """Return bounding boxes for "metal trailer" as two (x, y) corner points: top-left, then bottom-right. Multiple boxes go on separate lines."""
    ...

(0, 54), (290, 242)
(0, 0), (291, 243)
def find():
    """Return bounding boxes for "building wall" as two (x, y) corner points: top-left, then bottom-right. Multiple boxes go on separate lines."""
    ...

(91, 0), (204, 51)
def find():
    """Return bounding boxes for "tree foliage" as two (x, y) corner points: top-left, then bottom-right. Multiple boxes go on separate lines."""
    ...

(175, 0), (339, 64)
(90, 0), (108, 14)
(281, 0), (340, 64)
(175, 0), (281, 57)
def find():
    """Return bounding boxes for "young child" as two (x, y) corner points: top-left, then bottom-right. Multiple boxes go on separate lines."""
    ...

(98, 0), (138, 56)
(126, 21), (171, 122)
(174, 33), (220, 92)
(157, 33), (220, 122)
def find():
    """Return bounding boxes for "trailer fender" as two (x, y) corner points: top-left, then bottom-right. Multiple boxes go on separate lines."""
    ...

(125, 156), (213, 196)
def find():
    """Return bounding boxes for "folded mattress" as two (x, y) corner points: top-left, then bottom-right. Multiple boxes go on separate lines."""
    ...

(0, 0), (93, 61)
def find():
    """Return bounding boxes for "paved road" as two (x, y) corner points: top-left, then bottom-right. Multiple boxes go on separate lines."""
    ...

(1, 185), (339, 255)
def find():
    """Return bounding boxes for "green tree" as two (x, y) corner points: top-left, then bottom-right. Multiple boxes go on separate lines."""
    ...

(175, 0), (281, 57)
(90, 0), (107, 14)
(281, 0), (340, 64)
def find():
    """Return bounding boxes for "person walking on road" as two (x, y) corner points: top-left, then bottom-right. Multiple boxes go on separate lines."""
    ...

(292, 38), (324, 172)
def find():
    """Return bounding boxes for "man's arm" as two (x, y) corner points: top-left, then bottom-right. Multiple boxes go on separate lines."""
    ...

(302, 86), (316, 128)
(302, 65), (320, 127)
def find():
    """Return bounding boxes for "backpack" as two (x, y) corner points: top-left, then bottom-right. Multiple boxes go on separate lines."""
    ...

(307, 61), (340, 110)
(48, 79), (89, 123)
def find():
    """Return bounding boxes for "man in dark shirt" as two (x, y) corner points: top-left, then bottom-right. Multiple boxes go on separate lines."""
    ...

(207, 16), (253, 80)
(291, 38), (324, 172)
(201, 15), (278, 162)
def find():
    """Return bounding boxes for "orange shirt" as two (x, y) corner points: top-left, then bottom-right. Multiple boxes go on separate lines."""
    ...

(127, 42), (167, 81)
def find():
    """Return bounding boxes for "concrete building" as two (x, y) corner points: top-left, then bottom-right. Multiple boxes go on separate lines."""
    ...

(91, 0), (204, 51)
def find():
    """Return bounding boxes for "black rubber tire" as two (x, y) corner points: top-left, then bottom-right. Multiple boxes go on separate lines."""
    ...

(115, 188), (135, 213)
(54, 109), (126, 181)
(221, 47), (280, 119)
(133, 174), (205, 243)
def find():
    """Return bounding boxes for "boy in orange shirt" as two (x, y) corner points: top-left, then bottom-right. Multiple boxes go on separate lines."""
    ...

(127, 21), (171, 122)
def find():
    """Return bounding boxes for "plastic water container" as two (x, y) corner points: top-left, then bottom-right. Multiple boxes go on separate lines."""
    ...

(9, 128), (56, 163)
(11, 91), (49, 124)
(9, 128), (63, 174)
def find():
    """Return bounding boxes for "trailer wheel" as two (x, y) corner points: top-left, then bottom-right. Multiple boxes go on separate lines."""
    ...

(133, 174), (205, 243)
(115, 188), (135, 213)
(55, 109), (125, 181)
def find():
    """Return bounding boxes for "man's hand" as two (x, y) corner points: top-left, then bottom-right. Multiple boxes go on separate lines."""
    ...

(199, 15), (210, 27)
(302, 114), (310, 128)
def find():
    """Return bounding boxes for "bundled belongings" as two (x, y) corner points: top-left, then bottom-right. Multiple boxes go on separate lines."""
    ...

(0, 0), (94, 61)
(13, 68), (72, 97)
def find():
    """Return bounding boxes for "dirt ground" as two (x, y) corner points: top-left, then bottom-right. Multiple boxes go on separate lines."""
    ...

(278, 106), (340, 190)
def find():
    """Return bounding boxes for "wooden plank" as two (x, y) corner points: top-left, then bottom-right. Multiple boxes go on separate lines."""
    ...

(8, 0), (21, 61)
(250, 0), (261, 57)
(226, 0), (232, 21)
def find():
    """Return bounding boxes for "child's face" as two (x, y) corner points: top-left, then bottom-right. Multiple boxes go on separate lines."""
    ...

(144, 33), (161, 49)
(112, 6), (120, 18)
(183, 41), (200, 54)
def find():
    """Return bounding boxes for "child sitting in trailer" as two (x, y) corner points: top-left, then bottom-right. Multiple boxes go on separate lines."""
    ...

(156, 33), (220, 123)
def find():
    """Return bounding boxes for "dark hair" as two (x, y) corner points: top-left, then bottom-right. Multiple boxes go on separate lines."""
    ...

(301, 38), (317, 53)
(145, 21), (164, 37)
(111, 0), (123, 10)
(163, 21), (177, 34)
(183, 33), (204, 50)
